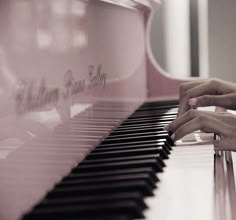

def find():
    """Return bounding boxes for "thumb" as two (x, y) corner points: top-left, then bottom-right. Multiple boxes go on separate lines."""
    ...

(188, 94), (236, 109)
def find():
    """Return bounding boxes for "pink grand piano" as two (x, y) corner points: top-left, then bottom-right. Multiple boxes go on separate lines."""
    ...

(0, 0), (235, 220)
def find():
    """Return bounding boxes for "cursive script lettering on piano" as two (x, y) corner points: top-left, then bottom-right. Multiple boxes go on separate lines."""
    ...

(14, 64), (107, 114)
(15, 78), (59, 114)
(63, 70), (86, 99)
(88, 64), (106, 89)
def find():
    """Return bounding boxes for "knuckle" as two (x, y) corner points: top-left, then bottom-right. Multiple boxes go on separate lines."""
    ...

(202, 95), (213, 106)
(209, 78), (220, 89)
(176, 128), (184, 138)
(197, 115), (207, 130)
(179, 84), (190, 97)
(187, 109), (197, 118)
(198, 115), (205, 124)
(209, 78), (219, 85)
(179, 85), (186, 96)
(168, 120), (177, 131)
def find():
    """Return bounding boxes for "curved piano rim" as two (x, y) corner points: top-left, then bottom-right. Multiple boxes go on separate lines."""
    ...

(98, 0), (160, 10)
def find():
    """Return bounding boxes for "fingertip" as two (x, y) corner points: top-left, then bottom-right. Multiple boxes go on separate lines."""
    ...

(177, 107), (184, 117)
(177, 102), (190, 118)
(164, 123), (175, 136)
(163, 124), (170, 131)
(188, 98), (197, 107)
(171, 133), (176, 142)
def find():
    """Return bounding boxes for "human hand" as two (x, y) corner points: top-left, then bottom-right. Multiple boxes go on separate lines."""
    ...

(178, 78), (236, 117)
(166, 109), (236, 151)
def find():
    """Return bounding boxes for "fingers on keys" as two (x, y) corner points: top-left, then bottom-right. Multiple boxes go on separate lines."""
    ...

(178, 79), (222, 117)
(165, 109), (232, 142)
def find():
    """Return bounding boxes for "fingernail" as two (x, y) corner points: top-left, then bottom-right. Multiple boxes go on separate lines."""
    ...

(163, 124), (170, 131)
(164, 124), (173, 136)
(171, 133), (175, 141)
(188, 98), (197, 106)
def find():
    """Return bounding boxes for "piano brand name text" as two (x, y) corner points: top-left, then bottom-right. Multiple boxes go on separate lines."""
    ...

(15, 64), (107, 114)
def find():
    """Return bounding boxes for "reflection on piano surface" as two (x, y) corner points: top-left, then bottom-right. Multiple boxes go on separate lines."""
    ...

(0, 0), (235, 220)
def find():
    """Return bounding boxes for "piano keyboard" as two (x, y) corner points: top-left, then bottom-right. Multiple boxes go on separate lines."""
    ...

(20, 100), (179, 220)
(0, 100), (214, 220)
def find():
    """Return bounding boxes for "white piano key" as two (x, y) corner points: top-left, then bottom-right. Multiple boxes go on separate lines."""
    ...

(143, 132), (215, 220)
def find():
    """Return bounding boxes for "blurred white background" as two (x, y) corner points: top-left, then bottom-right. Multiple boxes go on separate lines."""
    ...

(151, 0), (236, 82)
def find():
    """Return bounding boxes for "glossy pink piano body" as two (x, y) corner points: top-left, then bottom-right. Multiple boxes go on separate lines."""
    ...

(0, 0), (235, 220)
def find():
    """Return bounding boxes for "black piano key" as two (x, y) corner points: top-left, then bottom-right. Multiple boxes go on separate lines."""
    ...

(136, 106), (178, 111)
(115, 121), (170, 130)
(120, 117), (176, 126)
(102, 133), (169, 143)
(110, 129), (168, 136)
(138, 108), (177, 112)
(74, 159), (163, 173)
(68, 167), (158, 182)
(138, 102), (178, 109)
(23, 201), (144, 220)
(88, 146), (169, 160)
(113, 124), (167, 133)
(73, 159), (163, 172)
(36, 192), (146, 209)
(64, 173), (158, 187)
(136, 107), (178, 113)
(95, 140), (168, 151)
(111, 126), (167, 135)
(97, 140), (172, 152)
(134, 108), (177, 114)
(141, 100), (178, 106)
(119, 120), (173, 128)
(114, 123), (168, 130)
(101, 133), (174, 146)
(56, 216), (131, 220)
(57, 173), (156, 189)
(128, 112), (177, 119)
(126, 114), (176, 120)
(81, 154), (165, 168)
(106, 131), (168, 140)
(95, 146), (169, 158)
(47, 180), (154, 198)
